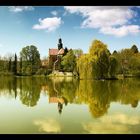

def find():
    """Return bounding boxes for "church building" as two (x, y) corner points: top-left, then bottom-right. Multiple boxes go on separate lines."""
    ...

(48, 38), (64, 71)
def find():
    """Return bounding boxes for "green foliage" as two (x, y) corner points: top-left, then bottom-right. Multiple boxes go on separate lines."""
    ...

(0, 39), (140, 78)
(129, 53), (140, 76)
(36, 67), (52, 75)
(90, 40), (110, 79)
(19, 77), (41, 107)
(77, 40), (111, 79)
(61, 49), (76, 72)
(112, 50), (118, 55)
(20, 45), (41, 75)
(77, 54), (93, 79)
(73, 49), (83, 58)
(109, 56), (118, 77)
(12, 53), (17, 75)
(19, 57), (22, 74)
(8, 58), (12, 72)
(47, 78), (77, 104)
(114, 48), (140, 76)
(131, 45), (138, 53)
(1, 76), (140, 118)
(63, 47), (68, 56)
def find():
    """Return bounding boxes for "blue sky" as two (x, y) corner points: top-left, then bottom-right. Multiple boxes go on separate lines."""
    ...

(0, 6), (140, 59)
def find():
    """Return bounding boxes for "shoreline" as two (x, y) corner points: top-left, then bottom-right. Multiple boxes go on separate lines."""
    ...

(0, 72), (140, 80)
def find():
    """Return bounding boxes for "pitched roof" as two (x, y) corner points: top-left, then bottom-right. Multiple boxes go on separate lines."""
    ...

(58, 48), (64, 55)
(49, 48), (64, 56)
(49, 49), (59, 55)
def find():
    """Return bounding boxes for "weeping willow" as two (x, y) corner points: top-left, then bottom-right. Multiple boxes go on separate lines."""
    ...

(77, 40), (112, 79)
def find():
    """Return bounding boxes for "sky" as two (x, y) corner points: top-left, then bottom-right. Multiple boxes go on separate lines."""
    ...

(0, 6), (140, 59)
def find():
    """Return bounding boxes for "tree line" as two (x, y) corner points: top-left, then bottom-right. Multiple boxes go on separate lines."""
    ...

(0, 45), (41, 76)
(76, 40), (140, 79)
(59, 39), (140, 79)
(0, 39), (139, 78)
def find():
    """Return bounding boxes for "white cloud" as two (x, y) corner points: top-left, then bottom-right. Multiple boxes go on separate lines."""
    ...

(33, 17), (62, 32)
(34, 118), (61, 133)
(82, 112), (140, 134)
(64, 6), (140, 37)
(100, 25), (140, 37)
(51, 11), (58, 16)
(9, 6), (34, 13)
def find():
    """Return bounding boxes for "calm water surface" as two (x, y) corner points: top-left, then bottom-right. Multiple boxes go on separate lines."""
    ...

(0, 76), (140, 134)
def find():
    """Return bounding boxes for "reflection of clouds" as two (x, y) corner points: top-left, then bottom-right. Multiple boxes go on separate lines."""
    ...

(83, 122), (128, 134)
(82, 113), (140, 134)
(34, 118), (61, 133)
(101, 113), (140, 125)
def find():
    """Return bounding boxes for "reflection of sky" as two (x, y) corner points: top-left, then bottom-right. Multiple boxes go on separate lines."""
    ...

(82, 112), (140, 134)
(109, 102), (140, 115)
(34, 118), (61, 133)
(0, 90), (140, 133)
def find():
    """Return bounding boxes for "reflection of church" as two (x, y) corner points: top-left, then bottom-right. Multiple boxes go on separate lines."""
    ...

(49, 96), (67, 114)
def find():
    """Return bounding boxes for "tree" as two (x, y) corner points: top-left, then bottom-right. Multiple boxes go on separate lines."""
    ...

(63, 47), (68, 56)
(129, 53), (140, 76)
(73, 49), (83, 58)
(131, 45), (138, 53)
(112, 50), (118, 55)
(61, 49), (76, 72)
(12, 53), (17, 75)
(77, 54), (93, 79)
(20, 45), (41, 75)
(77, 40), (112, 79)
(8, 58), (12, 72)
(115, 48), (134, 76)
(19, 57), (22, 74)
(109, 56), (118, 78)
(89, 40), (110, 79)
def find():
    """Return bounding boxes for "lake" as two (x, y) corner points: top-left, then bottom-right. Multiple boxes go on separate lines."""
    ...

(0, 76), (140, 134)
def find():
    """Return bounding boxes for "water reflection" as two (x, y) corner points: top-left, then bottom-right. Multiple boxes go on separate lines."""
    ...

(0, 76), (140, 118)
(82, 112), (140, 134)
(84, 79), (140, 118)
(34, 118), (61, 133)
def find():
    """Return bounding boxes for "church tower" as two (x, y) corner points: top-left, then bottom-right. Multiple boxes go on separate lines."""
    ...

(58, 38), (63, 50)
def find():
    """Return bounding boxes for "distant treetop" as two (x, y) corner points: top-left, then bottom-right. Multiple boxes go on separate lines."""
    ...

(131, 45), (139, 53)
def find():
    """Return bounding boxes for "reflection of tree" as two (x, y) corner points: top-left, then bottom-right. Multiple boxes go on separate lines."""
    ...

(89, 89), (110, 118)
(131, 100), (138, 108)
(117, 79), (140, 108)
(46, 77), (77, 114)
(76, 79), (140, 118)
(60, 79), (77, 103)
(19, 77), (41, 107)
(76, 80), (110, 118)
(0, 76), (17, 98)
(0, 76), (140, 116)
(89, 101), (109, 118)
(0, 77), (47, 107)
(45, 77), (140, 117)
(13, 77), (17, 99)
(47, 78), (77, 104)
